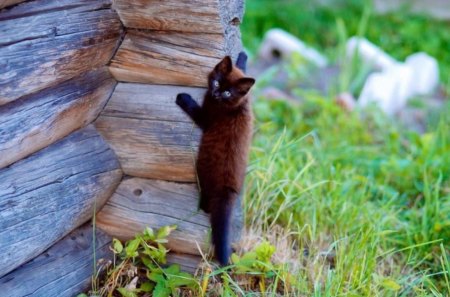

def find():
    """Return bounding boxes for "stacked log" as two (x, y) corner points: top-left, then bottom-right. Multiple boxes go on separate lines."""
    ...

(0, 0), (122, 104)
(0, 0), (124, 294)
(0, 0), (245, 294)
(95, 0), (245, 265)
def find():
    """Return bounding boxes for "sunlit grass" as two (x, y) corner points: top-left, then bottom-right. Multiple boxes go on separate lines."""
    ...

(238, 93), (450, 296)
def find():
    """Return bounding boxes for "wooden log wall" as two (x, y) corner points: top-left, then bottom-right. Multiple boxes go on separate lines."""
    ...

(0, 126), (122, 277)
(0, 0), (245, 294)
(0, 68), (116, 169)
(0, 0), (124, 294)
(95, 0), (245, 260)
(109, 0), (244, 87)
(0, 0), (122, 105)
(0, 223), (113, 297)
(96, 84), (204, 182)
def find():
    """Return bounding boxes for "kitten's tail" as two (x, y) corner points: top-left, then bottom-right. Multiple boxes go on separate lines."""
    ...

(210, 190), (236, 266)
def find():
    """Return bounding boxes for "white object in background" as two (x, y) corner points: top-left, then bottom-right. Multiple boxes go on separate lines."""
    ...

(405, 52), (440, 95)
(358, 64), (414, 115)
(259, 28), (328, 67)
(346, 37), (397, 71)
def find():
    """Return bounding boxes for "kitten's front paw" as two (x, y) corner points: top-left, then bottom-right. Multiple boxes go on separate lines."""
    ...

(176, 93), (191, 108)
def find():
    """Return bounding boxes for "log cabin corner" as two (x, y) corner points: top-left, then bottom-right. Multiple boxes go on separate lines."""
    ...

(0, 0), (245, 295)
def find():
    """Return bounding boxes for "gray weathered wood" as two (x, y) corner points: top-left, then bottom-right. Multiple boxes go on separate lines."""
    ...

(0, 67), (116, 170)
(97, 177), (210, 256)
(0, 125), (123, 278)
(0, 223), (113, 297)
(167, 253), (203, 274)
(112, 0), (244, 57)
(96, 83), (204, 182)
(0, 0), (122, 105)
(109, 30), (224, 87)
(0, 0), (25, 9)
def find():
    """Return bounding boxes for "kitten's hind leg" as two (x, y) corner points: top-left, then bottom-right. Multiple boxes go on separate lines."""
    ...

(236, 51), (248, 73)
(176, 93), (205, 130)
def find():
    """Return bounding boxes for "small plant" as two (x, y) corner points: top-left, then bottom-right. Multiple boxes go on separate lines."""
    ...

(84, 226), (198, 297)
(82, 226), (298, 297)
(230, 241), (279, 294)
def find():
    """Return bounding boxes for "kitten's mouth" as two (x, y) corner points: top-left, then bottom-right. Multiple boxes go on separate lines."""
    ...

(212, 92), (222, 101)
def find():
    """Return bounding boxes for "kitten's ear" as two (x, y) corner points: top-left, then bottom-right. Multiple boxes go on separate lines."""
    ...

(214, 56), (233, 74)
(235, 77), (255, 95)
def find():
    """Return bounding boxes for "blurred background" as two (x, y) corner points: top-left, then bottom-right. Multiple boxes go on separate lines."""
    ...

(237, 0), (450, 295)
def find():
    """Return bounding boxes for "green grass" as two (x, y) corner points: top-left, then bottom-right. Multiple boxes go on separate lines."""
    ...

(244, 93), (450, 296)
(239, 0), (450, 295)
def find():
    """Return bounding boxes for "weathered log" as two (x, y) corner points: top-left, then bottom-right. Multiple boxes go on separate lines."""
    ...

(95, 83), (204, 182)
(0, 223), (113, 297)
(0, 125), (122, 277)
(97, 177), (210, 256)
(0, 67), (116, 170)
(112, 0), (244, 55)
(113, 0), (221, 33)
(166, 253), (203, 274)
(0, 0), (25, 9)
(0, 0), (122, 105)
(109, 30), (224, 87)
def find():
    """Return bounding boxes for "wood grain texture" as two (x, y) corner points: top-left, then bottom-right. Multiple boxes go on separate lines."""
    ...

(0, 126), (123, 278)
(0, 68), (116, 170)
(166, 253), (203, 274)
(0, 0), (25, 9)
(113, 0), (222, 33)
(0, 223), (113, 297)
(97, 177), (210, 256)
(0, 0), (122, 105)
(109, 30), (224, 87)
(112, 0), (244, 55)
(110, 0), (244, 86)
(96, 83), (204, 182)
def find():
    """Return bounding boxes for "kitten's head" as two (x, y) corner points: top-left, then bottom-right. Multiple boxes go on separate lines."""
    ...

(208, 56), (255, 107)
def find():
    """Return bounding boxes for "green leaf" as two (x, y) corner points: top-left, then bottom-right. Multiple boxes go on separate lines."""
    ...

(141, 255), (156, 270)
(153, 281), (171, 297)
(148, 269), (166, 283)
(154, 238), (169, 244)
(144, 226), (155, 240)
(164, 264), (180, 275)
(381, 278), (401, 291)
(156, 225), (176, 240)
(231, 253), (240, 264)
(112, 238), (123, 254)
(125, 238), (140, 258)
(76, 294), (88, 297)
(140, 282), (155, 293)
(117, 287), (138, 297)
(168, 272), (197, 289)
(254, 241), (276, 262)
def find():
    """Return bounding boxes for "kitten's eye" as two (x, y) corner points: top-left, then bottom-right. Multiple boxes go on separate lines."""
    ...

(213, 80), (219, 88)
(222, 91), (231, 98)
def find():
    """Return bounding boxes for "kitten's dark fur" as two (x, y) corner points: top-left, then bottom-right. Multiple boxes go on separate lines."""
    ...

(175, 52), (254, 265)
